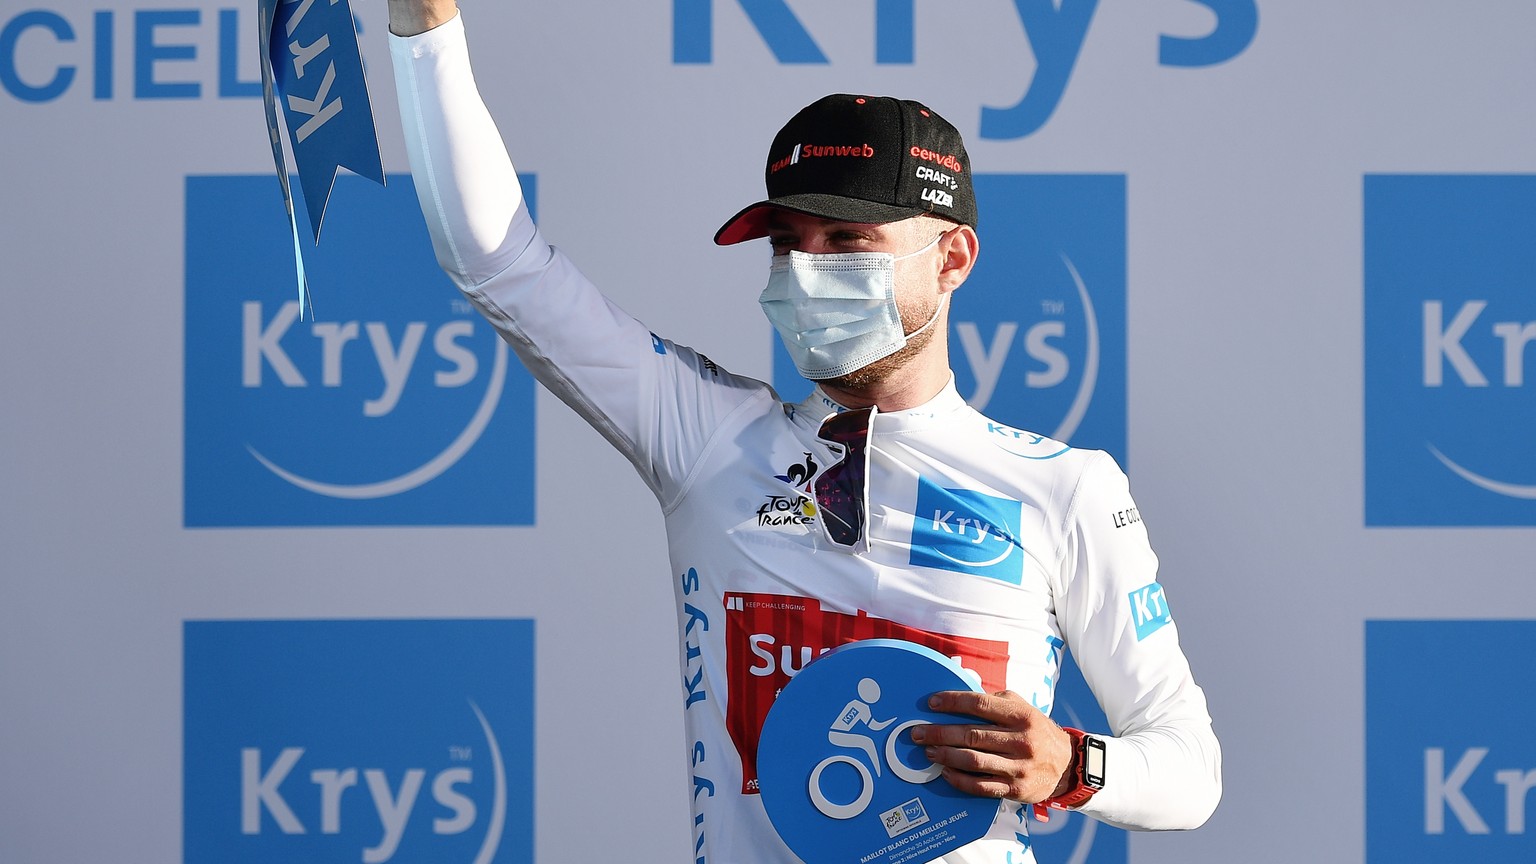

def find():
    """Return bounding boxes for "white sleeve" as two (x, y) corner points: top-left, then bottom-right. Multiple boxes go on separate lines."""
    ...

(389, 14), (530, 288)
(1052, 452), (1222, 830)
(387, 14), (767, 503)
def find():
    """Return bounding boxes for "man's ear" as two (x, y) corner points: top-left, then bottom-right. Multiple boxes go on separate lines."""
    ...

(937, 225), (979, 294)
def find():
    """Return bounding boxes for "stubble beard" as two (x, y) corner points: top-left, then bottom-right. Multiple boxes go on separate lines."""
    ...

(817, 294), (943, 391)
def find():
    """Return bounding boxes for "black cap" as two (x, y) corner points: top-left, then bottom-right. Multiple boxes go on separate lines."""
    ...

(714, 94), (977, 245)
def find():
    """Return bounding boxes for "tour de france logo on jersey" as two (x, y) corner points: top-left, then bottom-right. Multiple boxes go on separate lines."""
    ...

(183, 174), (537, 527)
(757, 451), (820, 529)
(1364, 175), (1536, 526)
(909, 477), (1026, 584)
(1366, 621), (1536, 863)
(183, 619), (534, 864)
(769, 174), (1127, 466)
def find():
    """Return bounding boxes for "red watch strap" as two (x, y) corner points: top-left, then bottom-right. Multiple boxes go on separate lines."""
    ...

(1032, 727), (1097, 822)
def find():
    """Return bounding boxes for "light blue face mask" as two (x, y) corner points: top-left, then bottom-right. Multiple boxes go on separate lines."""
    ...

(758, 233), (947, 380)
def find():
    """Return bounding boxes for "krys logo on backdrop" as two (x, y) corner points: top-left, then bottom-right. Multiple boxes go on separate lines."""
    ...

(673, 0), (1257, 139)
(1364, 175), (1536, 526)
(184, 174), (538, 527)
(6, 0), (1256, 121)
(773, 174), (1128, 465)
(183, 619), (535, 864)
(1366, 621), (1536, 864)
(0, 6), (285, 102)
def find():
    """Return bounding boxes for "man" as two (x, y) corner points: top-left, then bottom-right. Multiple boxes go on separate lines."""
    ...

(385, 2), (1221, 861)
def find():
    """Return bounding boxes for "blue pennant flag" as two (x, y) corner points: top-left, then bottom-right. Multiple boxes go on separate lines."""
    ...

(259, 0), (385, 310)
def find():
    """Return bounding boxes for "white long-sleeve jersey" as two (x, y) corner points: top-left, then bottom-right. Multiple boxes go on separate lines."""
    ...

(390, 16), (1220, 864)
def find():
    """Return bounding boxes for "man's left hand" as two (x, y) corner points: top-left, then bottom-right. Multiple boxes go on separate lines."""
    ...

(909, 690), (1074, 803)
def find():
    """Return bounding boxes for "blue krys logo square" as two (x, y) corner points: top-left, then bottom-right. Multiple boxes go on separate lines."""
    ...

(771, 174), (1127, 464)
(184, 174), (538, 527)
(909, 476), (1025, 583)
(184, 619), (534, 864)
(1365, 175), (1536, 526)
(1366, 621), (1536, 862)
(1127, 582), (1172, 641)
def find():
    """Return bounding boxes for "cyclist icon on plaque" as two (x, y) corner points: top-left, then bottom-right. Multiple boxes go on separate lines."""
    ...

(757, 639), (1000, 864)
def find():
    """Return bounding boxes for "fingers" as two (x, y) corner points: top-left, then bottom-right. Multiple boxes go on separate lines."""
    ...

(936, 766), (1017, 801)
(925, 739), (1026, 776)
(920, 741), (1031, 801)
(909, 723), (1029, 755)
(910, 690), (1055, 753)
(907, 718), (1037, 801)
(910, 689), (1070, 804)
(926, 689), (1044, 726)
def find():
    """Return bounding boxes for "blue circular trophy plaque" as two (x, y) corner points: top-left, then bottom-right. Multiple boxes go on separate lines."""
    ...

(756, 639), (1000, 864)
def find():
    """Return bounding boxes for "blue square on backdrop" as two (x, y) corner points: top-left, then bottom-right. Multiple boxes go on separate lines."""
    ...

(1364, 175), (1536, 526)
(1366, 620), (1536, 861)
(184, 174), (538, 526)
(771, 174), (1127, 466)
(183, 619), (535, 863)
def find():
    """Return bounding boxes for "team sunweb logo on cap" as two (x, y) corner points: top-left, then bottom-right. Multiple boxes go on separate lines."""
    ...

(1365, 175), (1536, 525)
(770, 174), (1126, 465)
(771, 142), (877, 173)
(183, 174), (537, 527)
(183, 619), (534, 863)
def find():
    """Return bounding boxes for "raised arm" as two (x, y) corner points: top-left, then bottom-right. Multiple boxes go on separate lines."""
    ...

(383, 3), (769, 503)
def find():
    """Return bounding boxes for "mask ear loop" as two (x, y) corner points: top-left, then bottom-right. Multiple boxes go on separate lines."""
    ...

(895, 225), (959, 341)
(902, 292), (950, 341)
(892, 227), (951, 262)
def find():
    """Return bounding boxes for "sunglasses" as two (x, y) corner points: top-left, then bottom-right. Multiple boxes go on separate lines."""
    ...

(813, 407), (875, 548)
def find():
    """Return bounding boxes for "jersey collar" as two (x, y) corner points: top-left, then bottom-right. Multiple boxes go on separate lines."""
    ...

(795, 375), (969, 432)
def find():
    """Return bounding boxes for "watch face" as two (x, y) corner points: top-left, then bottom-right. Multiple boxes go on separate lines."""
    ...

(1082, 736), (1107, 788)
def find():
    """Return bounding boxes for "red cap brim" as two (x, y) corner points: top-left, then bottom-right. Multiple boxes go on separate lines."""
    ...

(713, 195), (930, 246)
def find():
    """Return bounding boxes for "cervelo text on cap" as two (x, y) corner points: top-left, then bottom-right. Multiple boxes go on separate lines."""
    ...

(714, 94), (977, 245)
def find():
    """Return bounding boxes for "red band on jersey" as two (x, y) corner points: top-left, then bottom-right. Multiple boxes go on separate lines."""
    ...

(724, 591), (1010, 794)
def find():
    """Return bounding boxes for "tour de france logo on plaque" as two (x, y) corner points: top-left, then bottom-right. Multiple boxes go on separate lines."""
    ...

(756, 639), (999, 864)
